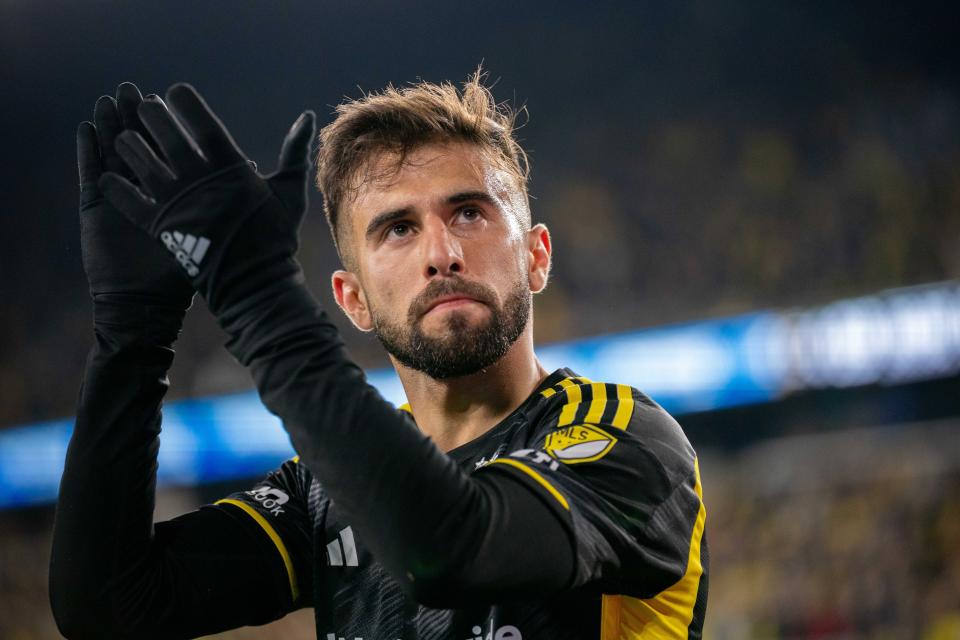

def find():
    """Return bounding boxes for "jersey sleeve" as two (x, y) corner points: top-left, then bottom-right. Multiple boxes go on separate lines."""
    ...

(52, 301), (312, 639)
(474, 381), (707, 605)
(202, 456), (314, 609)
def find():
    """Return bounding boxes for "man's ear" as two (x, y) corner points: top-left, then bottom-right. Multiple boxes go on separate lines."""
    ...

(332, 270), (374, 331)
(527, 223), (552, 294)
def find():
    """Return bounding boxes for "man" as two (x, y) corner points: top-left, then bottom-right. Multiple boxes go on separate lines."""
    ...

(50, 74), (707, 639)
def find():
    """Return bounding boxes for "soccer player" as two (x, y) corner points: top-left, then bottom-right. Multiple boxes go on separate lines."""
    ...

(50, 75), (708, 639)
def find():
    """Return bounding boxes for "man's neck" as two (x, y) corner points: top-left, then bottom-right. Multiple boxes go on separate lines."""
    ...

(392, 326), (548, 453)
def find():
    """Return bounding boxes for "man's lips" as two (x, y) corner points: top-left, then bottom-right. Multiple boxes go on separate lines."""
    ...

(424, 295), (483, 314)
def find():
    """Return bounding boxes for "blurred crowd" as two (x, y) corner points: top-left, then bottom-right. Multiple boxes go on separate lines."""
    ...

(3, 66), (959, 430)
(2, 418), (958, 639)
(5, 0), (960, 433)
(703, 420), (960, 639)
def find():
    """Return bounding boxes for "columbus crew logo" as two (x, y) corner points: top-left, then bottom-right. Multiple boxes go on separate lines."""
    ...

(543, 424), (617, 464)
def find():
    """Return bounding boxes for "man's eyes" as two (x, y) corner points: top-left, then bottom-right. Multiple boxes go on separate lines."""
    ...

(387, 222), (411, 238)
(382, 208), (483, 242)
(455, 207), (482, 222)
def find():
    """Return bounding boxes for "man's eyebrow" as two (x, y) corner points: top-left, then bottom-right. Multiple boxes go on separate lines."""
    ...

(447, 190), (498, 206)
(365, 192), (499, 240)
(365, 207), (412, 240)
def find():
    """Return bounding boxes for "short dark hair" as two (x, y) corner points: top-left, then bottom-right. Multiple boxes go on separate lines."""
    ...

(315, 70), (530, 263)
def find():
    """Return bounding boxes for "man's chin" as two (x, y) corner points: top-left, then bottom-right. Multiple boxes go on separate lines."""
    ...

(375, 283), (529, 380)
(418, 307), (491, 336)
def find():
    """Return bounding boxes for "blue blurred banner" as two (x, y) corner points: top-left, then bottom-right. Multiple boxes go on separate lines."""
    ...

(2, 281), (958, 509)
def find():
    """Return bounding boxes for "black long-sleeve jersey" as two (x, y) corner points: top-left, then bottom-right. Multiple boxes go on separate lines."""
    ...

(51, 293), (707, 640)
(207, 369), (708, 639)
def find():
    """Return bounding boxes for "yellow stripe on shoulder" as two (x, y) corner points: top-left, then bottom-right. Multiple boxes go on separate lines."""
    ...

(540, 375), (592, 398)
(215, 498), (299, 603)
(557, 383), (583, 426)
(486, 458), (570, 510)
(543, 377), (637, 431)
(583, 382), (608, 423)
(610, 384), (635, 430)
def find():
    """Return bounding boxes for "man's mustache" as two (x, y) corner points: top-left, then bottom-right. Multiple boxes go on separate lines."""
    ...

(409, 277), (496, 320)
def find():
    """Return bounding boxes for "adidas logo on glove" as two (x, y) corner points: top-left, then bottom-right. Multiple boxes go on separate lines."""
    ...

(161, 230), (210, 277)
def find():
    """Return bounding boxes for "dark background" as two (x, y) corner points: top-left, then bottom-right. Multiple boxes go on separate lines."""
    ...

(2, 2), (959, 637)
(4, 0), (958, 427)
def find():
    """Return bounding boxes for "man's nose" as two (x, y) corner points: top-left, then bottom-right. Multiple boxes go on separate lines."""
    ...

(422, 216), (464, 278)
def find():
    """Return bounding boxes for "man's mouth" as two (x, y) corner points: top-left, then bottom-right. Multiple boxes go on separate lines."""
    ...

(424, 295), (482, 314)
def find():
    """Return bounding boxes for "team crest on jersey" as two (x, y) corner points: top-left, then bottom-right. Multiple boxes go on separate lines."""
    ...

(543, 424), (616, 464)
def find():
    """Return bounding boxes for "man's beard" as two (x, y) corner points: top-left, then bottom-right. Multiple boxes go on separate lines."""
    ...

(371, 276), (530, 380)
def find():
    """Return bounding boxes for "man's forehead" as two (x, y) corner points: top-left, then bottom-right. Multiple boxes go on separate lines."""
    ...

(346, 142), (515, 224)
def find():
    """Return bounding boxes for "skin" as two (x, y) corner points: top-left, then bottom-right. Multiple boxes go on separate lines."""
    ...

(332, 141), (553, 452)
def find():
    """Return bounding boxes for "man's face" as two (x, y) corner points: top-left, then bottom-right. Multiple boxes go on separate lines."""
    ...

(332, 141), (550, 379)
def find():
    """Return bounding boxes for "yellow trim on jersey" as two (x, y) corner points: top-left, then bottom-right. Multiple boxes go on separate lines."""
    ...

(584, 383), (608, 423)
(557, 383), (583, 426)
(398, 403), (412, 413)
(599, 458), (706, 638)
(540, 375), (592, 398)
(611, 384), (635, 430)
(546, 379), (634, 434)
(291, 455), (300, 463)
(215, 498), (300, 603)
(487, 458), (570, 510)
(600, 594), (619, 637)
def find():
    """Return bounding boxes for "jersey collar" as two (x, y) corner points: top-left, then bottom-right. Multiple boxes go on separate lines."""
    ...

(438, 367), (579, 462)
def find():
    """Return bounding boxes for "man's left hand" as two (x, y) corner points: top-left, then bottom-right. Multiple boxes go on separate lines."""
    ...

(99, 83), (316, 315)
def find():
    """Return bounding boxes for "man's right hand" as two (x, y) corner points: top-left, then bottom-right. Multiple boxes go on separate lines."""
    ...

(78, 82), (195, 311)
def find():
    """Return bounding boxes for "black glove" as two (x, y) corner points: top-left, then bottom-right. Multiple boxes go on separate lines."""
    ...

(99, 83), (315, 318)
(79, 82), (195, 314)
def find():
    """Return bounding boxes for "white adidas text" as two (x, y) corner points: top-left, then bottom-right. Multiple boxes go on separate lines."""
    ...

(160, 230), (210, 277)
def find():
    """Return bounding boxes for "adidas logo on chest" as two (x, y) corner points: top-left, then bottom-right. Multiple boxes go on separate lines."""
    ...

(326, 525), (359, 567)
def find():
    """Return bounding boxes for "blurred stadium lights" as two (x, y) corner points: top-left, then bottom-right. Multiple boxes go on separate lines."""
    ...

(1, 280), (958, 510)
(788, 281), (960, 389)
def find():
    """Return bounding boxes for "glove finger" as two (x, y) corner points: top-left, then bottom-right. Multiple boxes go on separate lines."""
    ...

(138, 96), (207, 177)
(98, 172), (157, 231)
(165, 83), (245, 165)
(77, 121), (102, 205)
(116, 82), (165, 160)
(277, 110), (316, 171)
(93, 95), (128, 177)
(115, 130), (178, 199)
